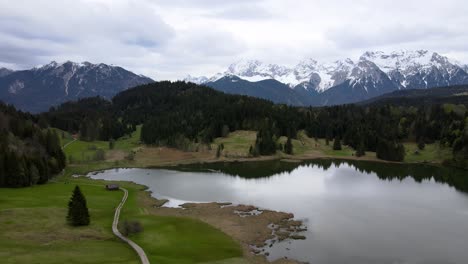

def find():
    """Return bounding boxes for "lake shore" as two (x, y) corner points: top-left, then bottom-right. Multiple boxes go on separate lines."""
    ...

(137, 191), (306, 264)
(83, 171), (306, 264)
(132, 145), (443, 170)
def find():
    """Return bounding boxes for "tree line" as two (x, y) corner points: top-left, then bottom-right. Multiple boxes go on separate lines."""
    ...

(38, 81), (468, 168)
(0, 103), (66, 187)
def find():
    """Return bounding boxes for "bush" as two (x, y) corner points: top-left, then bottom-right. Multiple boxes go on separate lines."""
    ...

(87, 145), (97, 151)
(417, 139), (425, 150)
(120, 220), (143, 236)
(125, 151), (135, 161)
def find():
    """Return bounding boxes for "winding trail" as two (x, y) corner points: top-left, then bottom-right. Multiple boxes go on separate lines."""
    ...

(113, 187), (150, 264)
(62, 138), (77, 149)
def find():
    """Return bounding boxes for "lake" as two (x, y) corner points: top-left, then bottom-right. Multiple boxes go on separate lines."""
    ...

(89, 159), (468, 264)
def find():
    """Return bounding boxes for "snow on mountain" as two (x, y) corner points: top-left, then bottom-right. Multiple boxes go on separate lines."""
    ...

(202, 58), (357, 92)
(359, 50), (468, 89)
(0, 61), (154, 112)
(184, 75), (208, 84)
(194, 50), (467, 95)
(360, 50), (433, 73)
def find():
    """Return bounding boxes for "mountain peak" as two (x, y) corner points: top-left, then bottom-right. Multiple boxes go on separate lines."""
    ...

(196, 50), (467, 96)
(184, 74), (208, 84)
(1, 61), (154, 113)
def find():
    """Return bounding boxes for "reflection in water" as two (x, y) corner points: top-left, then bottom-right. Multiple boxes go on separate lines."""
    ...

(175, 159), (468, 193)
(91, 160), (468, 264)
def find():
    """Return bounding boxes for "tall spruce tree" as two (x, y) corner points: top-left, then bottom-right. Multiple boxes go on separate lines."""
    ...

(67, 186), (90, 226)
(356, 140), (366, 157)
(333, 137), (342, 150)
(284, 136), (293, 155)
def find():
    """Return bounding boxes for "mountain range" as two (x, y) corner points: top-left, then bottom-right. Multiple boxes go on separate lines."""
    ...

(1, 50), (466, 113)
(0, 61), (153, 113)
(187, 50), (468, 106)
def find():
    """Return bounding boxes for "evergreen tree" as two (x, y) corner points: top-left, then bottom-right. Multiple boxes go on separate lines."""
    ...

(284, 136), (293, 155)
(67, 186), (90, 226)
(333, 137), (342, 151)
(356, 140), (366, 157)
(377, 139), (405, 162)
(216, 144), (222, 158)
(109, 138), (115, 150)
(254, 123), (277, 155)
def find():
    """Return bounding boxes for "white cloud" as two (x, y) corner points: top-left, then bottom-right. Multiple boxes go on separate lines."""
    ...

(0, 0), (467, 79)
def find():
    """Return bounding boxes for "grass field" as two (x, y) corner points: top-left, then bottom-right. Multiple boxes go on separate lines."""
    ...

(63, 126), (142, 163)
(51, 128), (75, 147)
(403, 142), (452, 163)
(0, 172), (243, 264)
(64, 125), (451, 167)
(213, 131), (256, 157)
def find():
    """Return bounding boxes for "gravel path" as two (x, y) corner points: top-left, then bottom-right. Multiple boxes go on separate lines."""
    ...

(113, 187), (150, 264)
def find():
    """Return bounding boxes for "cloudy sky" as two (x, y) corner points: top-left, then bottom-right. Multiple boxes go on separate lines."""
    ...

(0, 0), (467, 80)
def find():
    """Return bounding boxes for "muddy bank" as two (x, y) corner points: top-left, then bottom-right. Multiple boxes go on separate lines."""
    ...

(138, 191), (306, 264)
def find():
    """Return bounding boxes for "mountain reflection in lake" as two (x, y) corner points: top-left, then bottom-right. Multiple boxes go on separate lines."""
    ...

(90, 160), (468, 264)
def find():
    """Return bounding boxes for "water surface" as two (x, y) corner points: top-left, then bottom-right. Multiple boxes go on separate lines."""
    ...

(90, 160), (468, 264)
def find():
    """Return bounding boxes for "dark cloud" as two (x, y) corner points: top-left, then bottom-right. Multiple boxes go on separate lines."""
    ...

(0, 0), (174, 69)
(0, 0), (467, 79)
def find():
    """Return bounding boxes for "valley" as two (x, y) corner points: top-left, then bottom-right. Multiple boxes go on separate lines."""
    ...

(1, 79), (467, 264)
(2, 1), (468, 263)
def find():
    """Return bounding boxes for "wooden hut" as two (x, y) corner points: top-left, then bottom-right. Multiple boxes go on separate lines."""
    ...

(105, 184), (120, 191)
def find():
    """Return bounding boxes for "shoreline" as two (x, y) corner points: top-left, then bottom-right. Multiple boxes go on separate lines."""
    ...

(65, 149), (455, 264)
(83, 173), (306, 264)
(143, 150), (446, 169)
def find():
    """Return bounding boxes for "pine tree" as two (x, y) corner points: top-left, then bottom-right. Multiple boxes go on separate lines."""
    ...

(376, 139), (405, 162)
(333, 137), (342, 150)
(356, 140), (366, 157)
(67, 186), (90, 226)
(284, 136), (293, 155)
(216, 144), (222, 158)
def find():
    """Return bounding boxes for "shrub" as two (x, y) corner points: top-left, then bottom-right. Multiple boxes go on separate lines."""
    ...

(120, 220), (143, 236)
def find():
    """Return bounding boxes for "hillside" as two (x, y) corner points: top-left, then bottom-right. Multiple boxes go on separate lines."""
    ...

(0, 61), (153, 113)
(40, 81), (467, 167)
(359, 85), (468, 106)
(0, 103), (66, 187)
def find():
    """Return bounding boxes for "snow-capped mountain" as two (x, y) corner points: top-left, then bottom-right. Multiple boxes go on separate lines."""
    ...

(0, 61), (154, 112)
(190, 50), (468, 105)
(360, 50), (468, 90)
(183, 75), (209, 85)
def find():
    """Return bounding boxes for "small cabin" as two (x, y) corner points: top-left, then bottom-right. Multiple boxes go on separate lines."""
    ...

(105, 184), (120, 191)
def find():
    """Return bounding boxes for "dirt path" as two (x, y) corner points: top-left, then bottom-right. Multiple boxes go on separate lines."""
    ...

(113, 188), (150, 264)
(62, 138), (77, 149)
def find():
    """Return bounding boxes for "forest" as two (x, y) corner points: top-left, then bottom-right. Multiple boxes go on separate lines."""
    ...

(39, 81), (468, 169)
(0, 103), (66, 187)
